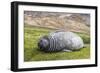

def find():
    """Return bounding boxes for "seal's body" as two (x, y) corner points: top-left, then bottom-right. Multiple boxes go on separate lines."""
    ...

(38, 31), (84, 52)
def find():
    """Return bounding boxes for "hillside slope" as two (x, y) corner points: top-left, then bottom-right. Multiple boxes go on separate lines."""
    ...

(24, 11), (90, 34)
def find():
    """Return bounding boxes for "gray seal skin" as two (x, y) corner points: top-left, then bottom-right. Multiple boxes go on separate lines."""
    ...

(38, 31), (84, 52)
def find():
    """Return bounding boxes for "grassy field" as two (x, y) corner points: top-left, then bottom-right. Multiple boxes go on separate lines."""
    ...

(24, 26), (90, 61)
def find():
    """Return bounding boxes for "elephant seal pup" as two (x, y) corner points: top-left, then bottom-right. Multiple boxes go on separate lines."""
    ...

(38, 31), (84, 52)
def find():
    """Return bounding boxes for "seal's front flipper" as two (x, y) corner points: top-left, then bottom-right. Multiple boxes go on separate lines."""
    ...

(62, 49), (72, 52)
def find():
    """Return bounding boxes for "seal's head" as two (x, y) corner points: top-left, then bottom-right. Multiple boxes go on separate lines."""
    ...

(38, 36), (49, 51)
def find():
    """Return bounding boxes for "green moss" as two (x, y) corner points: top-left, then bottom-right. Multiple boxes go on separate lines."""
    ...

(24, 26), (90, 61)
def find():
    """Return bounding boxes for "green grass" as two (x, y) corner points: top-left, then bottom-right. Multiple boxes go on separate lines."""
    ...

(24, 26), (90, 61)
(77, 33), (90, 44)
